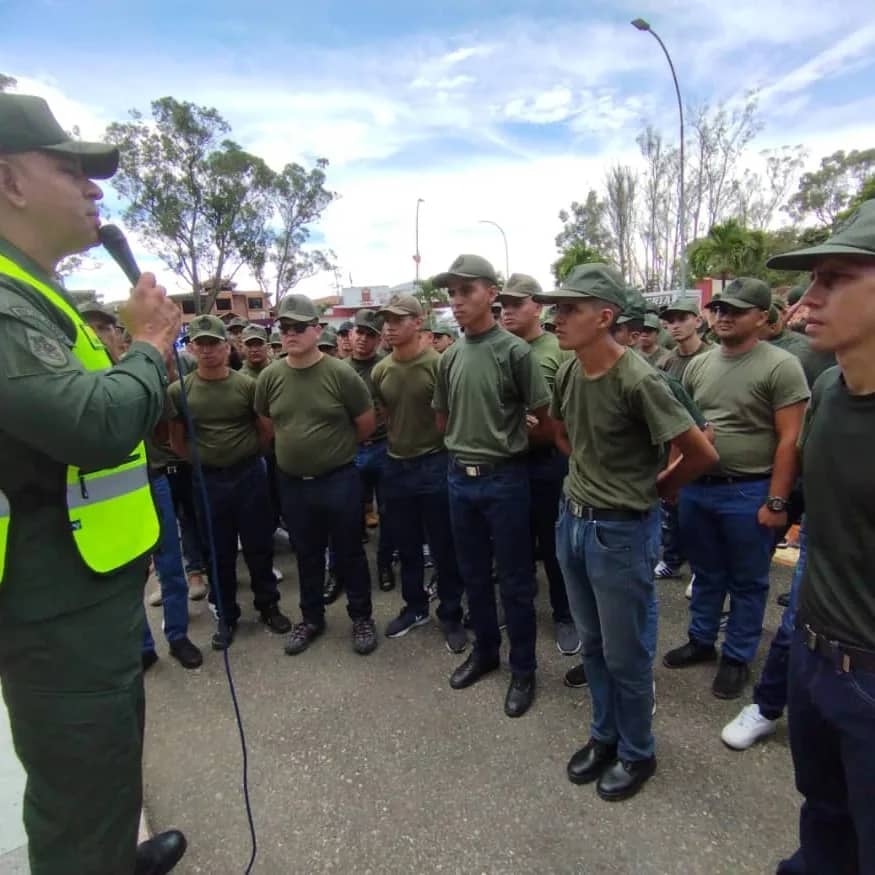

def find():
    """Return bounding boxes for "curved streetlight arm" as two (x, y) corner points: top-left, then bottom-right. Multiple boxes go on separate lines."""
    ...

(478, 219), (509, 279)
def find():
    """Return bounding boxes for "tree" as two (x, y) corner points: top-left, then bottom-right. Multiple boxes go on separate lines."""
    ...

(637, 126), (679, 290)
(687, 219), (767, 282)
(787, 148), (875, 226)
(551, 242), (610, 284)
(0, 74), (17, 92)
(555, 190), (614, 256)
(734, 145), (807, 230)
(604, 165), (637, 280)
(413, 278), (449, 312)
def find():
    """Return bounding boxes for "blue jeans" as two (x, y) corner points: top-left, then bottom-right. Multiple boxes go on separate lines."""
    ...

(195, 457), (279, 625)
(356, 440), (394, 570)
(681, 479), (773, 663)
(382, 452), (463, 622)
(556, 502), (659, 761)
(528, 450), (572, 624)
(447, 460), (537, 674)
(143, 473), (190, 652)
(279, 464), (372, 625)
(777, 629), (875, 874)
(659, 499), (684, 570)
(754, 520), (807, 720)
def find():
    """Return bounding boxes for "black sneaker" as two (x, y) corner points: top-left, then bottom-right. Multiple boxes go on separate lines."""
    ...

(385, 609), (430, 639)
(169, 637), (203, 669)
(284, 621), (325, 655)
(564, 663), (588, 688)
(323, 571), (342, 605)
(442, 620), (468, 654)
(211, 620), (237, 651)
(142, 650), (159, 673)
(260, 607), (292, 634)
(378, 566), (395, 592)
(352, 617), (378, 655)
(662, 638), (717, 669)
(712, 657), (750, 700)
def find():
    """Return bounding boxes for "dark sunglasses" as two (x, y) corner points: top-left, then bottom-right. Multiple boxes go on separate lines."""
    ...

(709, 302), (747, 317)
(278, 321), (317, 335)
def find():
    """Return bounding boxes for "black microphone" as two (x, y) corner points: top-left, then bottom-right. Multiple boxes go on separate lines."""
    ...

(98, 224), (142, 286)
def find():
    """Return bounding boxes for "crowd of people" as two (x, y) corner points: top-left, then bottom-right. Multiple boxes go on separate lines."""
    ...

(1, 90), (874, 874)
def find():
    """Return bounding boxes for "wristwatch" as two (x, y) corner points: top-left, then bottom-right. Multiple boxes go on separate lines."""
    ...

(766, 496), (789, 513)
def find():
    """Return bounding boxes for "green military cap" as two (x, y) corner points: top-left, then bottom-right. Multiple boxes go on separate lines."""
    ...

(354, 309), (383, 334)
(787, 284), (807, 306)
(317, 328), (338, 350)
(188, 314), (227, 341)
(499, 272), (543, 300)
(241, 324), (268, 344)
(533, 263), (627, 309)
(661, 297), (701, 317)
(269, 331), (283, 347)
(0, 94), (119, 179)
(616, 288), (648, 325)
(277, 293), (319, 323)
(643, 312), (661, 330)
(337, 320), (355, 335)
(78, 300), (118, 325)
(707, 277), (771, 311)
(433, 322), (459, 338)
(432, 253), (499, 287)
(226, 316), (249, 330)
(379, 294), (423, 317)
(540, 306), (557, 328)
(767, 200), (875, 271)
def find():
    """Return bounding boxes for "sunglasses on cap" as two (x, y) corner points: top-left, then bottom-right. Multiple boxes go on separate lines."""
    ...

(278, 320), (318, 335)
(710, 302), (752, 317)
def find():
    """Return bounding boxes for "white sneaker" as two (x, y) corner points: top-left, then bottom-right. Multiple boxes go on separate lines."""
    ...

(654, 560), (681, 579)
(721, 704), (778, 750)
(685, 574), (695, 599)
(272, 566), (284, 582)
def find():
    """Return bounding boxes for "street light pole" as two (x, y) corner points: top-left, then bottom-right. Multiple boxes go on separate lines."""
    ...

(414, 197), (424, 284)
(632, 18), (686, 294)
(478, 219), (509, 279)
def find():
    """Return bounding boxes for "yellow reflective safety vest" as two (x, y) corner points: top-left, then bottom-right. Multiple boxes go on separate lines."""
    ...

(0, 253), (160, 584)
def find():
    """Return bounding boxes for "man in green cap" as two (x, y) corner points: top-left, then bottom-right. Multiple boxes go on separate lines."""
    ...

(239, 323), (271, 379)
(432, 323), (457, 353)
(254, 294), (379, 656)
(78, 299), (124, 361)
(499, 273), (579, 656)
(538, 262), (717, 801)
(637, 313), (671, 368)
(371, 294), (467, 651)
(168, 314), (291, 650)
(418, 313), (436, 351)
(269, 329), (285, 358)
(0, 93), (187, 873)
(432, 254), (550, 718)
(663, 277), (809, 700)
(762, 297), (835, 387)
(348, 308), (396, 590)
(336, 320), (354, 359)
(762, 200), (875, 874)
(317, 327), (339, 355)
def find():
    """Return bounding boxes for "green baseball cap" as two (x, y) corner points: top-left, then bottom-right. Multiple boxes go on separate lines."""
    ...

(269, 331), (282, 346)
(432, 254), (499, 288)
(643, 313), (661, 330)
(242, 324), (268, 344)
(661, 297), (701, 317)
(767, 200), (875, 271)
(534, 263), (627, 309)
(379, 294), (423, 317)
(707, 277), (771, 311)
(540, 306), (557, 328)
(78, 300), (117, 325)
(0, 94), (119, 179)
(616, 288), (647, 325)
(337, 320), (354, 334)
(226, 316), (249, 330)
(499, 273), (543, 300)
(354, 309), (383, 334)
(188, 314), (227, 341)
(433, 322), (459, 338)
(277, 294), (319, 323)
(317, 328), (338, 349)
(787, 284), (807, 306)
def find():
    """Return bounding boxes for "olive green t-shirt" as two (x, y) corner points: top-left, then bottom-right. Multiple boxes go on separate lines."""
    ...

(798, 367), (875, 650)
(683, 342), (809, 477)
(769, 330), (836, 388)
(551, 349), (694, 510)
(660, 340), (713, 381)
(254, 355), (372, 476)
(528, 331), (573, 391)
(168, 370), (259, 468)
(240, 360), (270, 381)
(432, 323), (550, 464)
(371, 348), (444, 459)
(640, 346), (671, 369)
(347, 355), (388, 441)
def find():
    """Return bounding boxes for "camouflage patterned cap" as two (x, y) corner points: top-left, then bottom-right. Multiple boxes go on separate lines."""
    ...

(616, 288), (648, 325)
(643, 312), (661, 330)
(499, 273), (543, 300)
(533, 263), (627, 309)
(241, 324), (269, 344)
(226, 316), (249, 330)
(767, 200), (875, 270)
(317, 328), (338, 349)
(78, 300), (118, 325)
(269, 331), (283, 346)
(432, 254), (499, 287)
(354, 309), (383, 334)
(277, 294), (319, 323)
(433, 322), (459, 338)
(707, 277), (771, 311)
(379, 294), (423, 317)
(188, 314), (227, 341)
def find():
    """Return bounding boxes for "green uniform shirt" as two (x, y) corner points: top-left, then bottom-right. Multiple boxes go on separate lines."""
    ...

(347, 354), (388, 441)
(798, 367), (875, 650)
(769, 329), (836, 388)
(528, 330), (573, 391)
(168, 370), (259, 468)
(432, 324), (550, 465)
(254, 355), (372, 476)
(371, 348), (444, 459)
(660, 340), (713, 381)
(552, 350), (694, 510)
(239, 360), (269, 381)
(683, 342), (810, 477)
(0, 238), (168, 625)
(640, 346), (671, 369)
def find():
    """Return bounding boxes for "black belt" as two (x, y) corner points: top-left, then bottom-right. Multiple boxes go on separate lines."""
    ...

(284, 462), (355, 482)
(566, 499), (649, 521)
(799, 623), (875, 674)
(451, 455), (523, 478)
(200, 457), (258, 476)
(696, 473), (770, 486)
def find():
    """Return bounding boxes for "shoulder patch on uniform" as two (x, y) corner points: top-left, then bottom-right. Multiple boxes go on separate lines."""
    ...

(1, 303), (72, 345)
(25, 328), (68, 367)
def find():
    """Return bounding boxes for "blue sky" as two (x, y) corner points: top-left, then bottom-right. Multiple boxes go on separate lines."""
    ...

(6, 0), (875, 299)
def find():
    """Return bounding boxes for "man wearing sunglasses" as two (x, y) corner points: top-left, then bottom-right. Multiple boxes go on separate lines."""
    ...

(254, 294), (379, 656)
(663, 278), (810, 700)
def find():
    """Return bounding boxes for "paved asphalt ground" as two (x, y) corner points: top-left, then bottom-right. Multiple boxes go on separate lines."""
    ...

(142, 532), (800, 875)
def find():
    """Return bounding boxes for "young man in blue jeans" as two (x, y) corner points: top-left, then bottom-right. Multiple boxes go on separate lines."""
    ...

(541, 263), (717, 801)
